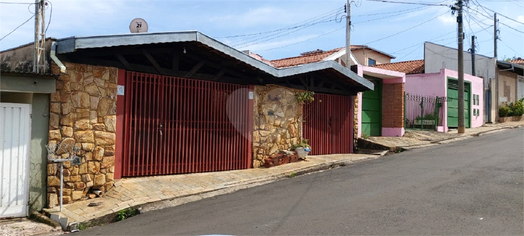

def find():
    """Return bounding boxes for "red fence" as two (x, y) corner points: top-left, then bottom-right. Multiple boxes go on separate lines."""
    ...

(123, 72), (252, 177)
(303, 93), (353, 155)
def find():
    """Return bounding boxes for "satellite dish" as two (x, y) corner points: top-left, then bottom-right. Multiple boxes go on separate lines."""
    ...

(129, 18), (148, 33)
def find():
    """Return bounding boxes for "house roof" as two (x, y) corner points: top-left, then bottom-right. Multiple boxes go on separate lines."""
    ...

(270, 48), (344, 68)
(349, 45), (396, 59)
(510, 58), (524, 65)
(1, 31), (373, 94)
(497, 60), (524, 76)
(268, 45), (396, 68)
(371, 59), (425, 74)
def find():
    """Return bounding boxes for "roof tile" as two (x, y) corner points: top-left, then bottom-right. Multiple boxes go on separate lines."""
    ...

(372, 59), (425, 74)
(510, 58), (524, 65)
(270, 48), (344, 68)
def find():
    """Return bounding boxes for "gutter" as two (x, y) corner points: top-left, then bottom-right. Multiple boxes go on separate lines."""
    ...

(50, 42), (66, 74)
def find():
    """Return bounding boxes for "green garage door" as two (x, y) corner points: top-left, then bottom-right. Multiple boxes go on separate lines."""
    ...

(362, 81), (382, 136)
(447, 78), (470, 128)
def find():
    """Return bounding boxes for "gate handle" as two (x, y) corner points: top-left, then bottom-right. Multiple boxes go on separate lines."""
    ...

(159, 124), (163, 136)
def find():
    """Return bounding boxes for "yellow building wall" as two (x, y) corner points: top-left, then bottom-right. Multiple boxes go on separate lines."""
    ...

(352, 49), (392, 66)
(498, 71), (517, 105)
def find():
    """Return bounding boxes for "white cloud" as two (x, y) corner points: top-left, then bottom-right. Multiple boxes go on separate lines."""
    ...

(518, 15), (524, 23)
(210, 6), (296, 28)
(438, 15), (455, 24)
(239, 34), (318, 52)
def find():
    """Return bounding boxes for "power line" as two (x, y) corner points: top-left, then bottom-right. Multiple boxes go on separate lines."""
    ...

(499, 38), (520, 55)
(0, 1), (32, 4)
(364, 0), (450, 6)
(498, 21), (524, 34)
(365, 10), (449, 45)
(390, 30), (454, 54)
(352, 5), (427, 16)
(234, 18), (338, 48)
(472, 0), (524, 26)
(466, 5), (524, 34)
(220, 6), (342, 39)
(0, 14), (34, 42)
(230, 7), (343, 48)
(353, 5), (431, 24)
(257, 26), (345, 52)
(45, 0), (52, 34)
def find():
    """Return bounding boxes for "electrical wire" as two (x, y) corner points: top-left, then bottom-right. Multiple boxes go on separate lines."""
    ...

(257, 26), (345, 52)
(0, 1), (32, 4)
(45, 0), (52, 34)
(230, 7), (344, 48)
(220, 6), (343, 40)
(0, 14), (34, 42)
(390, 30), (454, 54)
(499, 38), (521, 55)
(466, 5), (524, 34)
(352, 5), (431, 24)
(365, 10), (449, 45)
(352, 5), (427, 16)
(364, 0), (450, 6)
(472, 0), (524, 26)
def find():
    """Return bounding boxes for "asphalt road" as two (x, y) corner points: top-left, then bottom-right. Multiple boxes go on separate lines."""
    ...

(79, 128), (524, 235)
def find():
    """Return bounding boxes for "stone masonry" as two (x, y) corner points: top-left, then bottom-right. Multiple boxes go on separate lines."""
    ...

(252, 86), (302, 168)
(47, 62), (118, 207)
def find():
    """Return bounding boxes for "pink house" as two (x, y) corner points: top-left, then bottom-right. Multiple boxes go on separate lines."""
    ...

(405, 68), (484, 132)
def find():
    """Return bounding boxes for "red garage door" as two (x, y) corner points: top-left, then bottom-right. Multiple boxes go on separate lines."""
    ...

(303, 93), (353, 155)
(123, 72), (252, 177)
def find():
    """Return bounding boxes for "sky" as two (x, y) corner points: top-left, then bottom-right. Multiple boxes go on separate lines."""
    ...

(0, 0), (522, 63)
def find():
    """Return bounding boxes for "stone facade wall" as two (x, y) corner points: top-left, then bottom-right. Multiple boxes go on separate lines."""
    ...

(252, 86), (302, 168)
(47, 62), (118, 207)
(382, 83), (404, 128)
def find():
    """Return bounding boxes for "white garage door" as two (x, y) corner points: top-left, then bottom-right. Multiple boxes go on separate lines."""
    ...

(1, 103), (31, 218)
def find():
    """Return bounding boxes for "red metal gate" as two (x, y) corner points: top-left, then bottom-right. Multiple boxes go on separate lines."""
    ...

(303, 93), (353, 155)
(123, 72), (252, 177)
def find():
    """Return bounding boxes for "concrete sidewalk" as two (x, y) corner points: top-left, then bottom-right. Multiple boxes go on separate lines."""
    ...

(361, 120), (524, 151)
(42, 153), (380, 232)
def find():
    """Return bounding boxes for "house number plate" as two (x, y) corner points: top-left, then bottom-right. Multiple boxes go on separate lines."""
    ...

(117, 85), (125, 95)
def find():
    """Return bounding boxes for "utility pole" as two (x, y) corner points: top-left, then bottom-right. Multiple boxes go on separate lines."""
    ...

(494, 12), (499, 122)
(345, 0), (351, 68)
(494, 13), (498, 58)
(457, 0), (465, 133)
(471, 35), (476, 76)
(33, 0), (46, 74)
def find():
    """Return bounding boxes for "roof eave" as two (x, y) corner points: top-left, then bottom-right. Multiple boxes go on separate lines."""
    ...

(56, 31), (277, 76)
(277, 61), (374, 91)
(54, 31), (372, 91)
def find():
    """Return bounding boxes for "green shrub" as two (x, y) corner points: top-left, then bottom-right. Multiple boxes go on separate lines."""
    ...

(115, 208), (139, 222)
(499, 105), (511, 117)
(511, 99), (524, 116)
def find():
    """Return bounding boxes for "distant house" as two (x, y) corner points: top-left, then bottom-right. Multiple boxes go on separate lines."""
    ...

(510, 58), (524, 65)
(375, 59), (485, 131)
(423, 42), (523, 123)
(264, 46), (406, 138)
(1, 31), (373, 208)
(266, 45), (395, 68)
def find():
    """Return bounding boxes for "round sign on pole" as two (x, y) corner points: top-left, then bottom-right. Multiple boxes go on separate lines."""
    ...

(129, 18), (148, 33)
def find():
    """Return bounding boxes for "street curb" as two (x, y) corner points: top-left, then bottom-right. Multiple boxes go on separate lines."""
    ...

(70, 155), (378, 231)
(389, 125), (522, 151)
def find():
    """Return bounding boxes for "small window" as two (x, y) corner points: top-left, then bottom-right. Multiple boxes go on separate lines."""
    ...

(368, 58), (376, 66)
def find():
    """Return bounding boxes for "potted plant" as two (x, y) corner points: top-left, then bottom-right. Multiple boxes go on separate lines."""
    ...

(292, 139), (311, 159)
